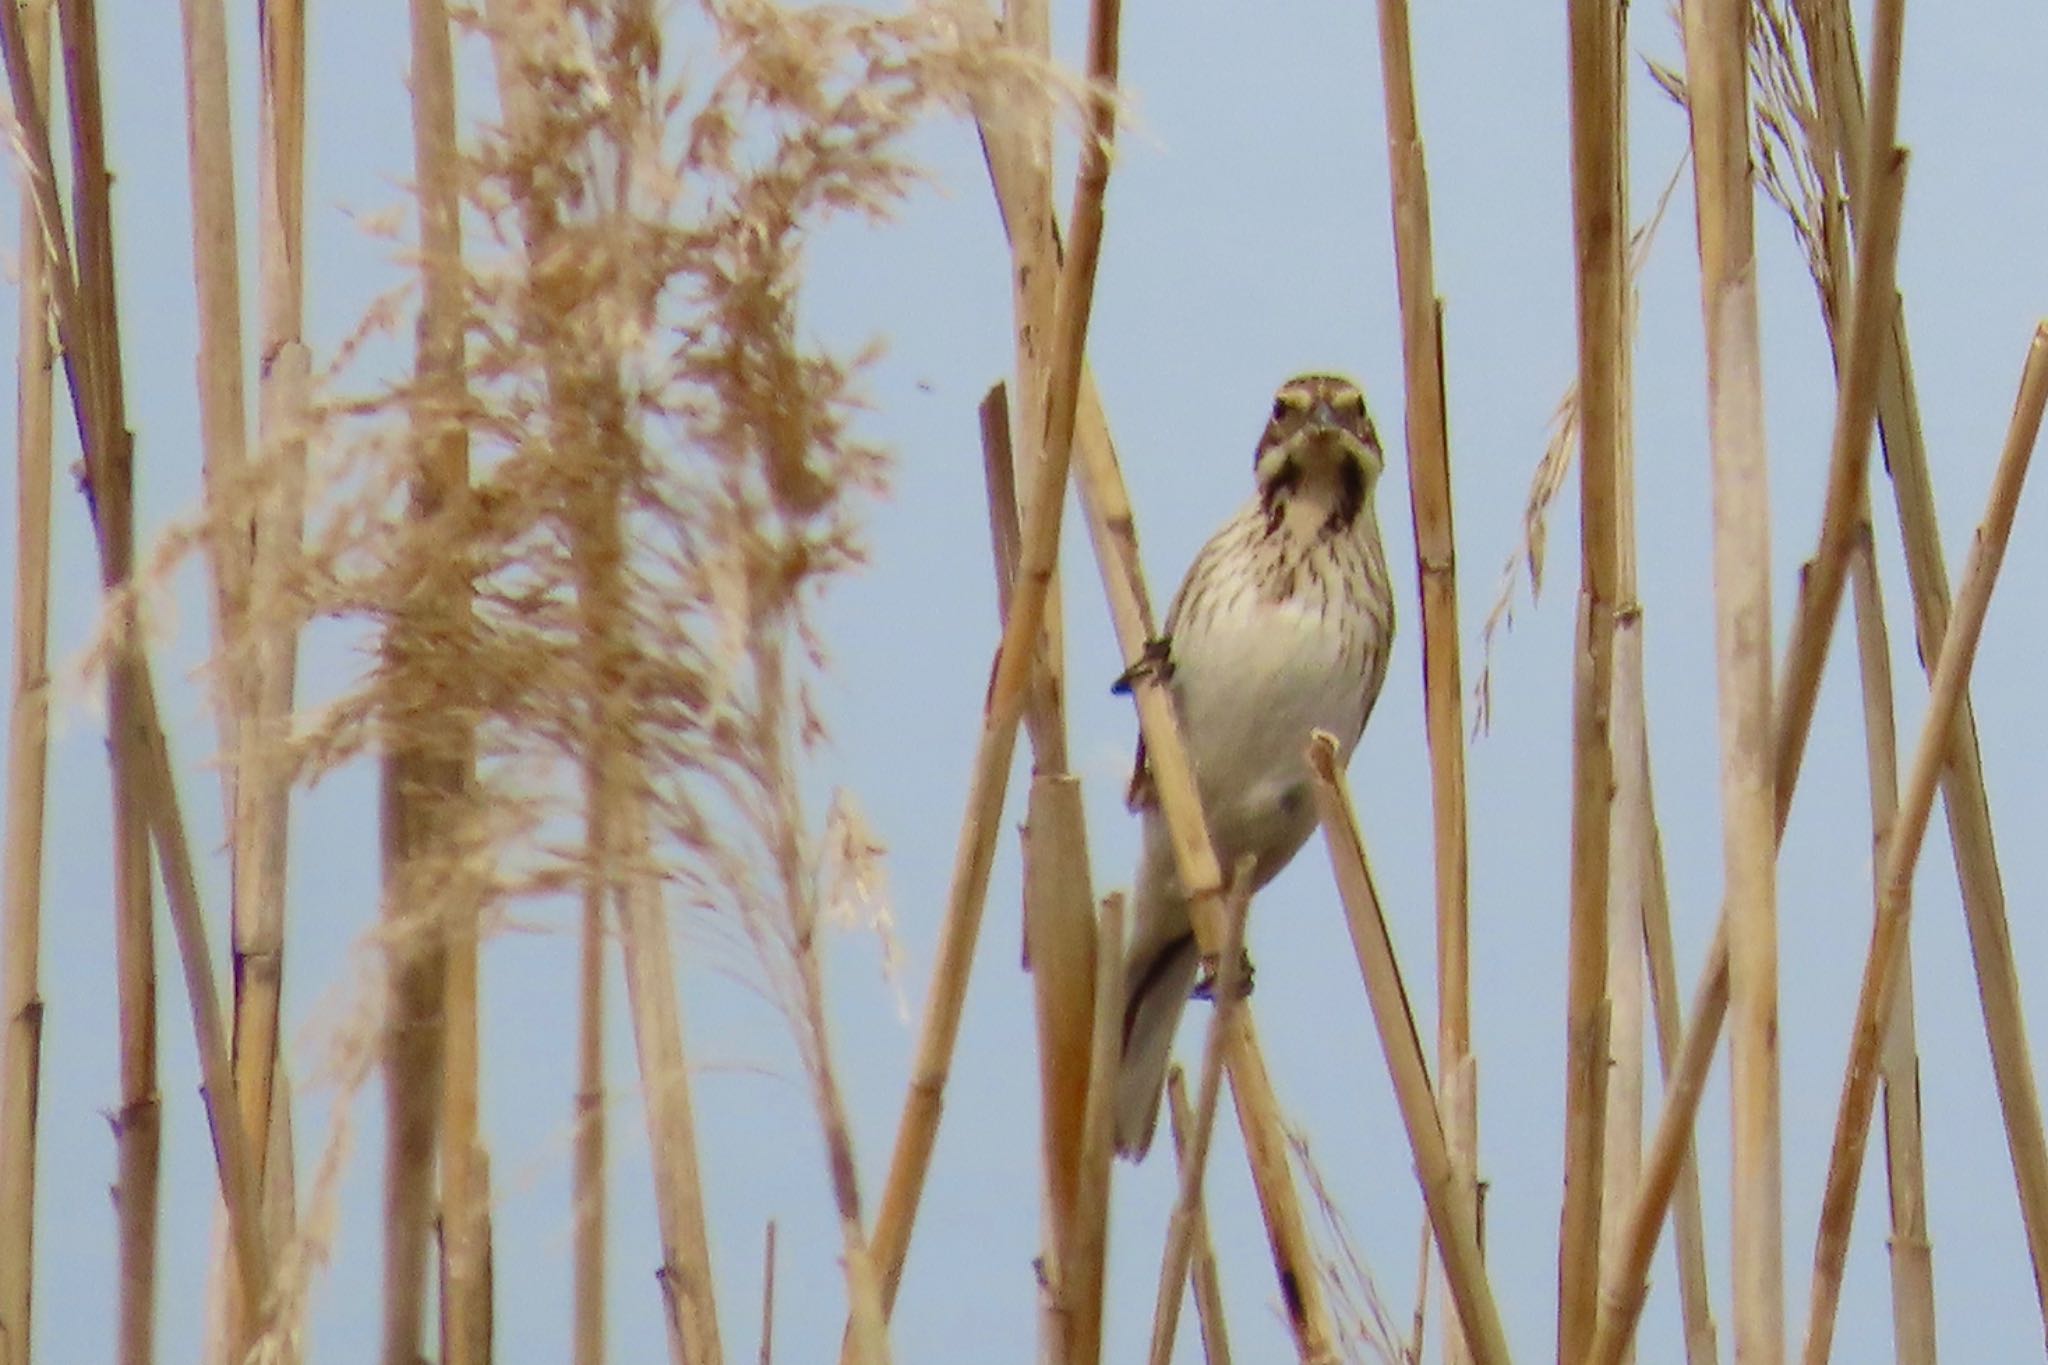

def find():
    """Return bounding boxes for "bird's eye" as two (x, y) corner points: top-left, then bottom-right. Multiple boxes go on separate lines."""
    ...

(1272, 397), (1293, 422)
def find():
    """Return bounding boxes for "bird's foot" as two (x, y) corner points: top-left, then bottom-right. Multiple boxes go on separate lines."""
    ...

(1191, 947), (1255, 1002)
(1112, 635), (1174, 695)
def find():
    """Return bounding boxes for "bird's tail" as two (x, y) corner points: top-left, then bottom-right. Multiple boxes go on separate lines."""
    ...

(1113, 931), (1200, 1160)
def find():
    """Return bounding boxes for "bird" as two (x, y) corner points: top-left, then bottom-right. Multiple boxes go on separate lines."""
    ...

(1113, 372), (1396, 1160)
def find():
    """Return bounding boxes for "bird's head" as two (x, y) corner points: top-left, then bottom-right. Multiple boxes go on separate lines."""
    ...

(1252, 373), (1383, 522)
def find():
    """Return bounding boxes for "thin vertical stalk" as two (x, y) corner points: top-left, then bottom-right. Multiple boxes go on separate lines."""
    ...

(1630, 733), (1720, 1365)
(381, 1), (476, 1359)
(1165, 1075), (1234, 1365)
(574, 872), (607, 1365)
(1144, 863), (1251, 1365)
(1368, 11), (1476, 1360)
(1065, 892), (1124, 1365)
(1681, 2), (1781, 1358)
(1797, 0), (2048, 1328)
(1845, 519), (1937, 1365)
(1801, 327), (2048, 1365)
(231, 0), (310, 1253)
(174, 0), (254, 650)
(0, 7), (55, 1362)
(1561, 2), (1626, 1354)
(54, 0), (163, 1355)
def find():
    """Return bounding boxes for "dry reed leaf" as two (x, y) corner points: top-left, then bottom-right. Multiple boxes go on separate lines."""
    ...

(1470, 155), (1684, 735)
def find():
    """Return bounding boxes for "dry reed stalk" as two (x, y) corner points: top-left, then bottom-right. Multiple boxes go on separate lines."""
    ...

(1845, 517), (1937, 1365)
(1801, 326), (2048, 1365)
(1023, 772), (1098, 1343)
(1594, 18), (1643, 1361)
(1143, 861), (1251, 1365)
(230, 0), (311, 1268)
(1682, 1), (1784, 1356)
(1065, 892), (1125, 1365)
(0, 12), (271, 1334)
(974, 85), (1341, 1365)
(759, 1222), (778, 1365)
(375, 3), (479, 1358)
(0, 6), (54, 1361)
(1601, 612), (1645, 1365)
(1166, 1074), (1235, 1365)
(863, 0), (1122, 1319)
(1560, 2), (1626, 1352)
(614, 813), (723, 1365)
(1795, 0), (2048, 1331)
(991, 0), (1073, 777)
(1588, 20), (1909, 1361)
(174, 0), (254, 651)
(574, 871), (607, 1365)
(1367, 13), (1476, 1362)
(45, 3), (167, 1354)
(983, 377), (1098, 1355)
(1626, 735), (1720, 1365)
(1306, 735), (1512, 1365)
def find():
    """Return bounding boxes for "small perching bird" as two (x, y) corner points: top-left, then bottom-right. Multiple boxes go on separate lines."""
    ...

(1113, 372), (1396, 1159)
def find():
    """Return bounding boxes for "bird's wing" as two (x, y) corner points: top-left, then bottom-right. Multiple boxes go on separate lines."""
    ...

(1124, 530), (1221, 813)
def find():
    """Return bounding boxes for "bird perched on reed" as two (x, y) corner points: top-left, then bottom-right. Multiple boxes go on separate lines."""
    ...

(1113, 372), (1396, 1159)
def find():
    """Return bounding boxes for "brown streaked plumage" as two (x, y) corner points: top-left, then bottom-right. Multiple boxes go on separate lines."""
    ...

(1114, 372), (1395, 1159)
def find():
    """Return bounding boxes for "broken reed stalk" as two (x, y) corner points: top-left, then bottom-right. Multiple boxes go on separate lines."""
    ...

(232, 0), (311, 1267)
(0, 6), (55, 1361)
(863, 0), (1122, 1320)
(1065, 892), (1125, 1365)
(1797, 0), (2048, 1330)
(1801, 325), (2048, 1365)
(1306, 734), (1513, 1365)
(1845, 516), (1938, 1365)
(1685, 0), (1784, 1355)
(1367, 11), (1477, 1362)
(1144, 861), (1252, 1365)
(1587, 14), (1911, 1360)
(1166, 1073), (1235, 1365)
(1560, 1), (1625, 1354)
(1023, 770), (1097, 1351)
(408, 1), (489, 1355)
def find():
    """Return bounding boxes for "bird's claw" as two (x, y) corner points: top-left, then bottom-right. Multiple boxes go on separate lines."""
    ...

(1112, 635), (1175, 695)
(1191, 948), (1255, 1002)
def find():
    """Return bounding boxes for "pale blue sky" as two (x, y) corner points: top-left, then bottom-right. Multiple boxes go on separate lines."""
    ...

(6, 2), (2048, 1362)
